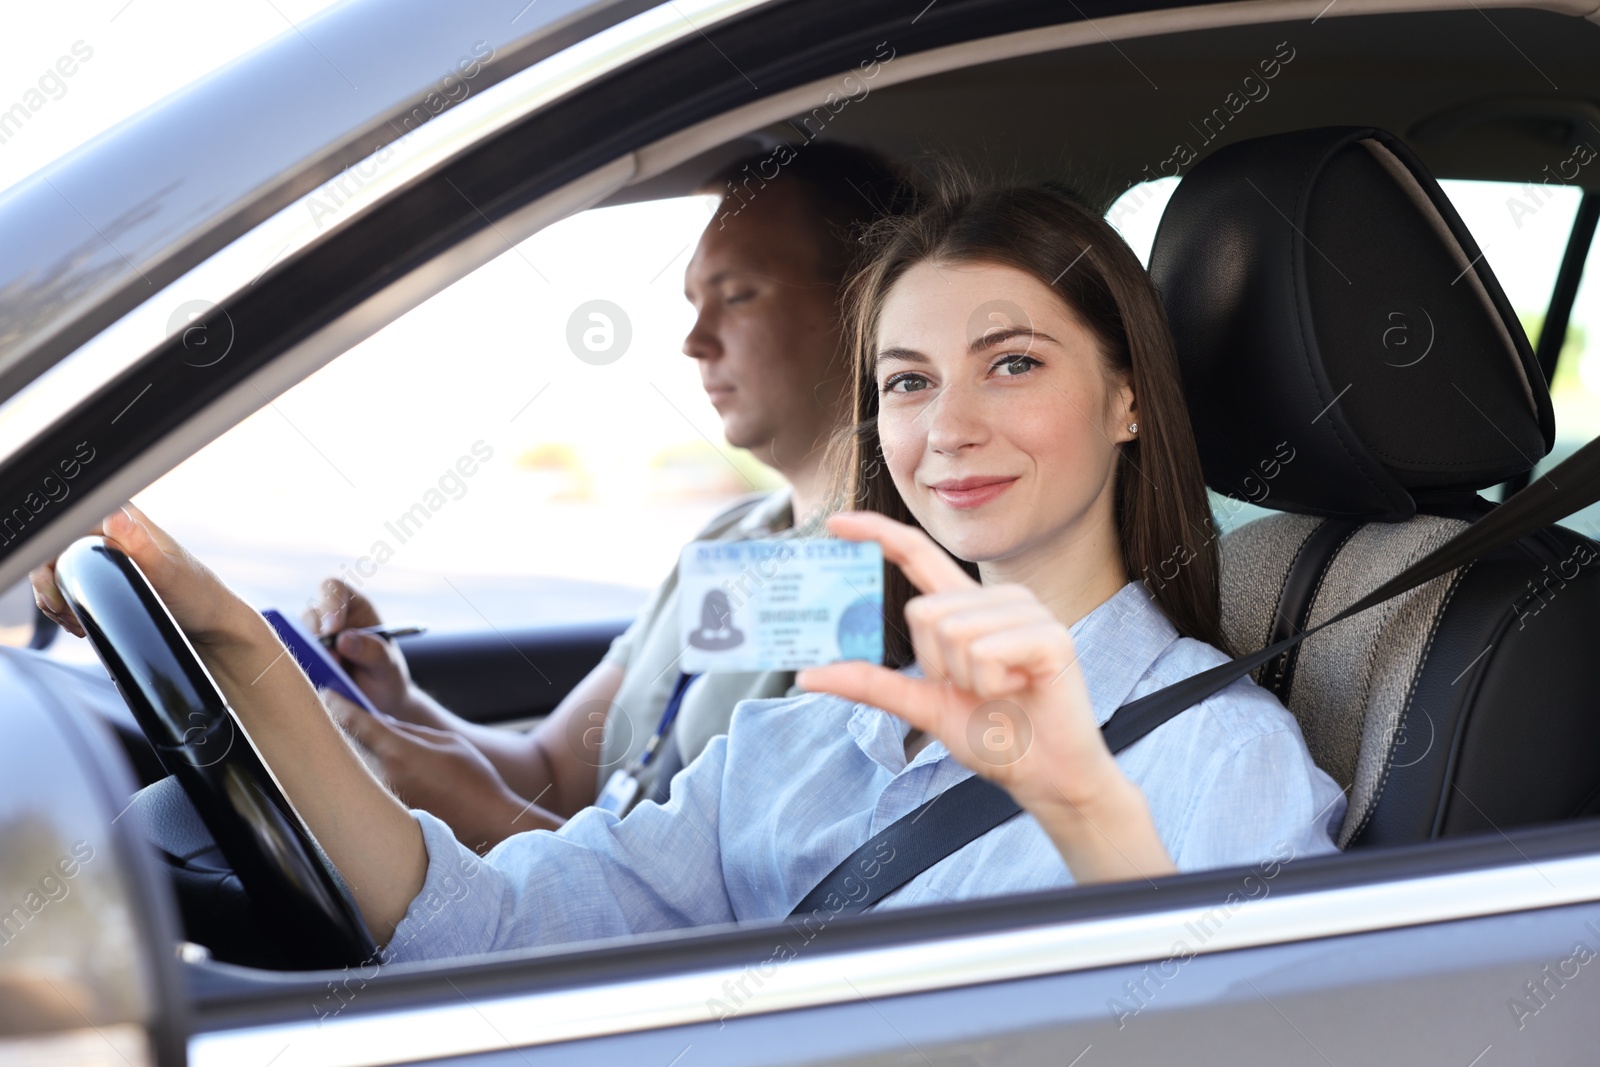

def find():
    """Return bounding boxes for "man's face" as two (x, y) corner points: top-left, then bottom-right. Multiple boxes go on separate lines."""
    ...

(682, 185), (848, 469)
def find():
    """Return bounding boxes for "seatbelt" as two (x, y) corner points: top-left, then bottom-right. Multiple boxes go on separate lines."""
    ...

(789, 434), (1600, 920)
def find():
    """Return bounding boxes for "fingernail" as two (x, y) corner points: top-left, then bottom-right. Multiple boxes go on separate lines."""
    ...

(322, 612), (338, 633)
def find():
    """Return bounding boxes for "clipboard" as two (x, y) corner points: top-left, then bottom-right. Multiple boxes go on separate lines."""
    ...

(261, 608), (381, 715)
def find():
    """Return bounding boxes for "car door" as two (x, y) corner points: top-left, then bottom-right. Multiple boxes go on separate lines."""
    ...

(186, 829), (1600, 1066)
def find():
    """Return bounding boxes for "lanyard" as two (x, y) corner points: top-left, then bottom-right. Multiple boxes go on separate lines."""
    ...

(633, 670), (698, 770)
(597, 671), (698, 817)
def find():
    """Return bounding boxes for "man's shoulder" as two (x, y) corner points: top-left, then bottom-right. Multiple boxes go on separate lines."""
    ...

(613, 491), (787, 646)
(694, 489), (787, 540)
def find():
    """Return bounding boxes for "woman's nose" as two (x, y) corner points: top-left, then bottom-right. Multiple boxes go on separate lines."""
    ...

(924, 382), (990, 455)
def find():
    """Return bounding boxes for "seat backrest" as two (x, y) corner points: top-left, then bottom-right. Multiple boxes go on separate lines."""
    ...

(1150, 127), (1600, 847)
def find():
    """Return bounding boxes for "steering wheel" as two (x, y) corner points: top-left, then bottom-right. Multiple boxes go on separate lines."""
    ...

(55, 536), (376, 969)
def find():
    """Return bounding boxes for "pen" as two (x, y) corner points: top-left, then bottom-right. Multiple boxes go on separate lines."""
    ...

(320, 623), (427, 648)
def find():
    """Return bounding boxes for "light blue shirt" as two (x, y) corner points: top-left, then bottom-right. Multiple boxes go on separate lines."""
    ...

(383, 581), (1345, 962)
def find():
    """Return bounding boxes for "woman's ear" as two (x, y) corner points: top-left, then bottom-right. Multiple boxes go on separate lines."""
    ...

(1112, 371), (1138, 444)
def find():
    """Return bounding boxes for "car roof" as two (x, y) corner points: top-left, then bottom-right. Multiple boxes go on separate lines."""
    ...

(609, 6), (1600, 211)
(0, 0), (640, 408)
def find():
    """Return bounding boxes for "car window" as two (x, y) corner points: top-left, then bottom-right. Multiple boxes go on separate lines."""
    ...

(1105, 175), (1180, 267)
(1446, 180), (1600, 531)
(42, 194), (782, 664)
(1398, 180), (1596, 525)
(1105, 175), (1598, 537)
(1547, 238), (1600, 537)
(34, 177), (1593, 664)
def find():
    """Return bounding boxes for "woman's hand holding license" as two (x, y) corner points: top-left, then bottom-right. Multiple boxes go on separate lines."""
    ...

(796, 512), (1176, 885)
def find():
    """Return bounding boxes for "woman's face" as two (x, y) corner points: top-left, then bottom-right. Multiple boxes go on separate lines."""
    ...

(873, 259), (1136, 569)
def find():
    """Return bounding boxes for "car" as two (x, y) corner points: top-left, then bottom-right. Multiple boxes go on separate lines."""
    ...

(3, 0), (1600, 1064)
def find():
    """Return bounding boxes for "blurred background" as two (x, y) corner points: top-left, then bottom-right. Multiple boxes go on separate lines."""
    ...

(2, 2), (1596, 658)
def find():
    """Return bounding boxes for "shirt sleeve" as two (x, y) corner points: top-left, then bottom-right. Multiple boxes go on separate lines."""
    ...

(382, 734), (739, 963)
(1165, 723), (1346, 874)
(599, 587), (657, 670)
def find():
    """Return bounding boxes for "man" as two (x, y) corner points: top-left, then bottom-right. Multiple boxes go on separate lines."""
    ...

(313, 142), (915, 852)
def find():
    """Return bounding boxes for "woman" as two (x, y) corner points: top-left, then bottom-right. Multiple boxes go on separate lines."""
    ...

(31, 177), (1343, 959)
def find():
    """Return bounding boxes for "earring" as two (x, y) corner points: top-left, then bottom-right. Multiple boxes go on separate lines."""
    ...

(1128, 422), (1139, 434)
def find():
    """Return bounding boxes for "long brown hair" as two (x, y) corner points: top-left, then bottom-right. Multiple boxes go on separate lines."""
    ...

(826, 169), (1230, 666)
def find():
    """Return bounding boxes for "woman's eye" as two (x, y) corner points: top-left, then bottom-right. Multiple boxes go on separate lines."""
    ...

(993, 354), (1041, 377)
(725, 290), (756, 306)
(882, 373), (929, 394)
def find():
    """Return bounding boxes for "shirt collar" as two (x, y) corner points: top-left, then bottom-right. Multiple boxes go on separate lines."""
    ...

(1068, 580), (1182, 726)
(738, 487), (794, 537)
(846, 580), (1182, 770)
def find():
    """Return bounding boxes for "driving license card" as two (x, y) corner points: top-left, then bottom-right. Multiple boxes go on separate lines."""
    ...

(678, 539), (884, 673)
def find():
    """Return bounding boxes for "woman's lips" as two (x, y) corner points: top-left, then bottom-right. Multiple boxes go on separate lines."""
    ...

(928, 477), (1019, 510)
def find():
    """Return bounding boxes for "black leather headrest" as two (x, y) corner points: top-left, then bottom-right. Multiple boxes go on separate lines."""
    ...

(1150, 126), (1554, 521)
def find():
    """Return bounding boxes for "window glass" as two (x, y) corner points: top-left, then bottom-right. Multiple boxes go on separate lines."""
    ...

(1436, 180), (1594, 530)
(1530, 222), (1599, 537)
(49, 195), (777, 664)
(1105, 176), (1180, 268)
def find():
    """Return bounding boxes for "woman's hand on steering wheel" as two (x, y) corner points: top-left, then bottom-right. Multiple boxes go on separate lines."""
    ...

(797, 511), (1176, 885)
(34, 502), (431, 940)
(30, 502), (255, 649)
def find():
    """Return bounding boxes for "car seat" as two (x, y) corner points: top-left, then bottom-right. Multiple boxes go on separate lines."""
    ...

(1149, 126), (1600, 847)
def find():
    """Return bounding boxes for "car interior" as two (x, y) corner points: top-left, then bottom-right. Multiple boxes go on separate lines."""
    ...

(1152, 122), (1600, 846)
(12, 0), (1600, 1035)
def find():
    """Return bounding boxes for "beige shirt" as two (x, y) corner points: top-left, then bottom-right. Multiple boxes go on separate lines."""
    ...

(597, 488), (802, 797)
